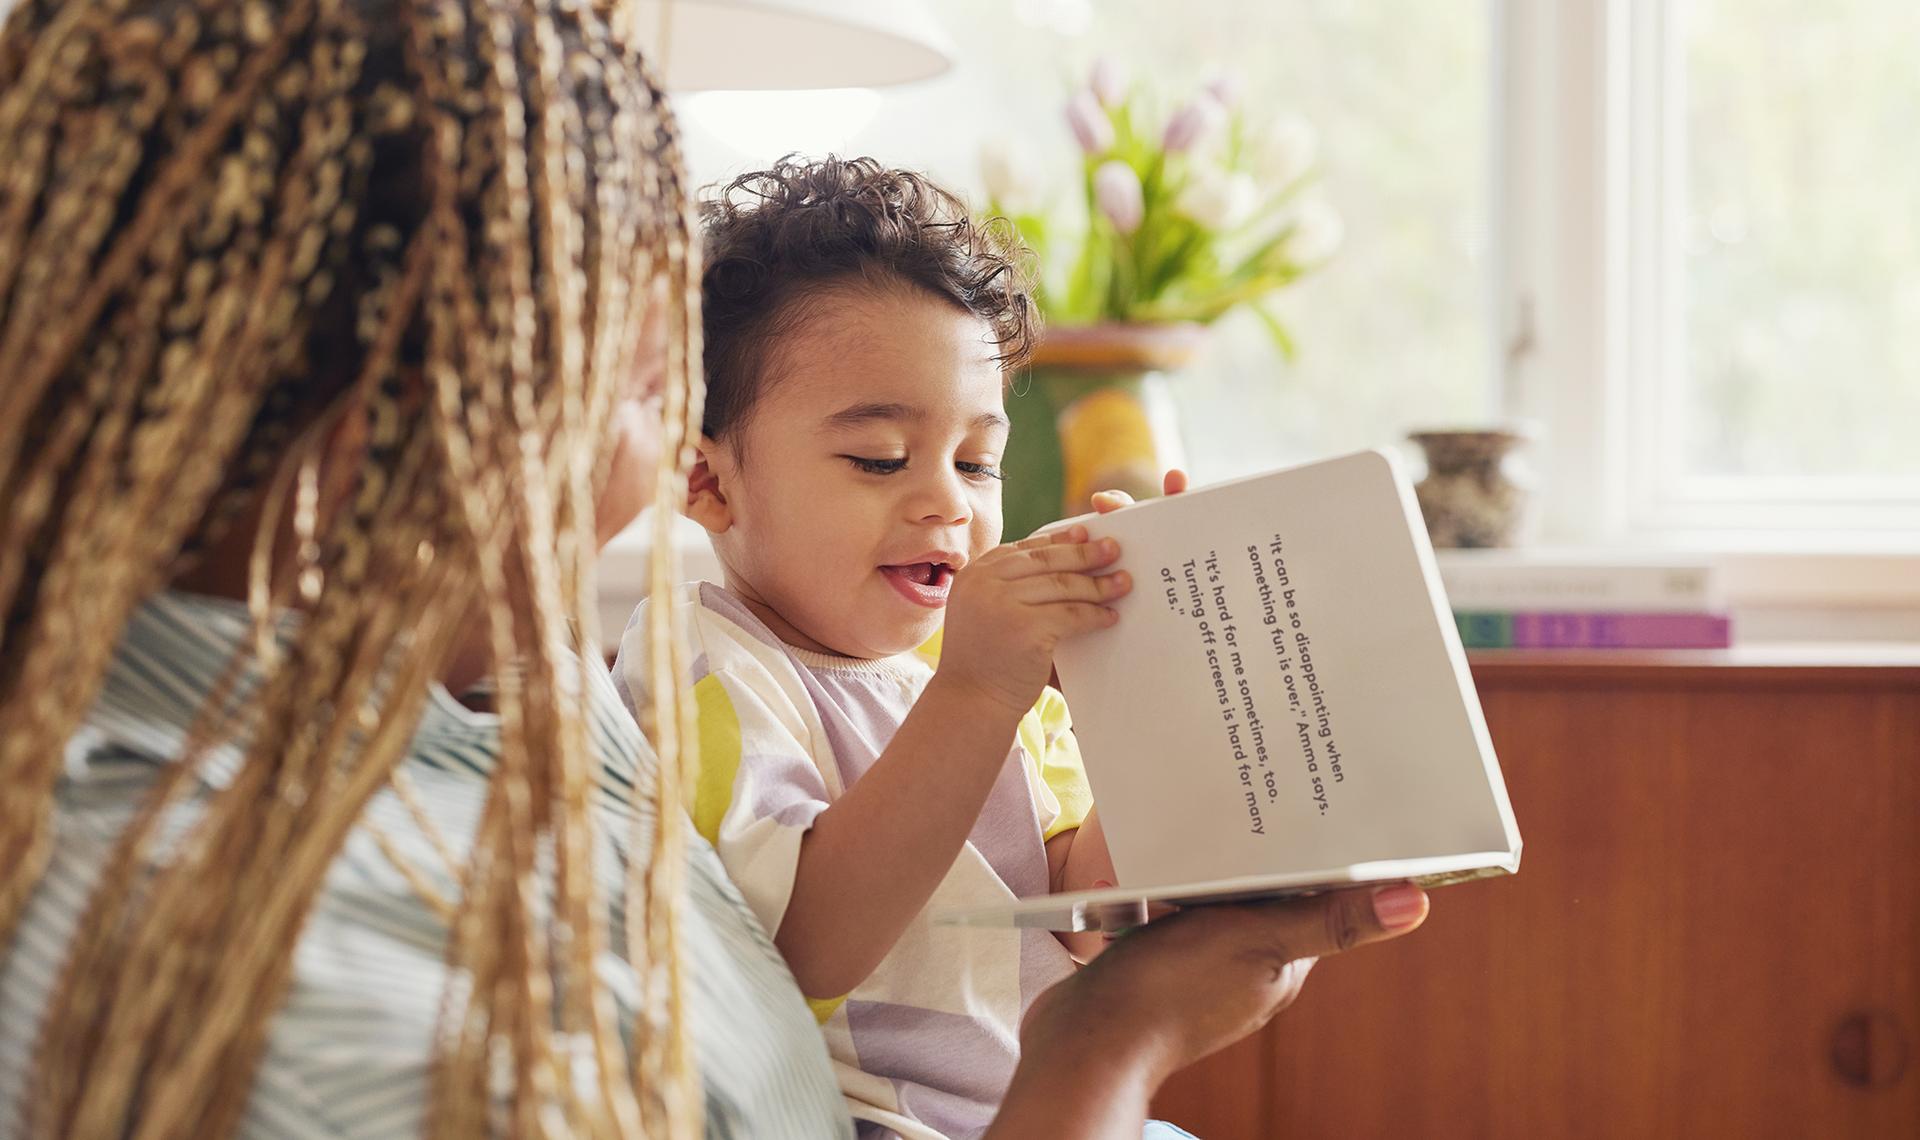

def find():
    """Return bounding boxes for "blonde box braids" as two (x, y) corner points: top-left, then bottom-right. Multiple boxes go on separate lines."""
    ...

(0, 0), (706, 1135)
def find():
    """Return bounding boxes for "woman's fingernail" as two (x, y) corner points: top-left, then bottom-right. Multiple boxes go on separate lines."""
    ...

(1093, 879), (1114, 889)
(1371, 885), (1428, 931)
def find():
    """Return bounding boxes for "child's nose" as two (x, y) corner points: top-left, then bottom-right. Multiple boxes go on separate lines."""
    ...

(908, 467), (971, 525)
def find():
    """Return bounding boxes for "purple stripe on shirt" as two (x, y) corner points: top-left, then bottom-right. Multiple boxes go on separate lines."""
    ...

(692, 583), (1078, 1137)
(843, 1000), (1011, 1139)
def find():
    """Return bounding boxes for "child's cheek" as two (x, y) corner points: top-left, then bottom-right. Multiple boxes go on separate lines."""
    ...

(969, 496), (1003, 551)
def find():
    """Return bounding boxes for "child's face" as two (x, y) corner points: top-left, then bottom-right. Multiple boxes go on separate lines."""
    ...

(698, 287), (1007, 659)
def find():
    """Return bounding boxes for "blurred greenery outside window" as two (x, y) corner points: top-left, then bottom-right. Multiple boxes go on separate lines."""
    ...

(676, 0), (1919, 541)
(1673, 0), (1920, 488)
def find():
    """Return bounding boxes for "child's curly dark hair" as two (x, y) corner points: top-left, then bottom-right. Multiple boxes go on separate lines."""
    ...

(699, 155), (1038, 440)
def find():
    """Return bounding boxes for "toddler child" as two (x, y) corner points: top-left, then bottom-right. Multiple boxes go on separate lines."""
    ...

(616, 157), (1134, 1140)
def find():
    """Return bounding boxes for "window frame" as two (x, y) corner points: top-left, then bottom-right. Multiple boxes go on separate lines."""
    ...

(1497, 0), (1920, 548)
(600, 1), (1920, 642)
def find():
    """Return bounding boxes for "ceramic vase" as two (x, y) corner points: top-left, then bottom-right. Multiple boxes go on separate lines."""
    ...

(1409, 428), (1531, 548)
(1002, 323), (1204, 540)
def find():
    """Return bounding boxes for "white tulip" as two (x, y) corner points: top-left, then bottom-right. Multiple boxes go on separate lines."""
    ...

(980, 139), (1043, 213)
(1094, 160), (1145, 234)
(1287, 195), (1344, 263)
(1162, 98), (1225, 155)
(1090, 56), (1128, 109)
(1177, 167), (1258, 230)
(1065, 89), (1115, 155)
(1251, 114), (1318, 188)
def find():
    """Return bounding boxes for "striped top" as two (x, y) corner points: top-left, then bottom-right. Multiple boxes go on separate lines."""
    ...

(614, 584), (1091, 1140)
(0, 591), (852, 1139)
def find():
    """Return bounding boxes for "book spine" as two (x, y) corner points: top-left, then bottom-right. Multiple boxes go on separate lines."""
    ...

(1437, 565), (1719, 613)
(1454, 611), (1733, 649)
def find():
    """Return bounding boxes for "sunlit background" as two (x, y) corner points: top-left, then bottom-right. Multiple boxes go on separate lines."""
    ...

(680, 0), (1493, 490)
(1681, 0), (1920, 482)
(597, 0), (1920, 642)
(673, 0), (1920, 537)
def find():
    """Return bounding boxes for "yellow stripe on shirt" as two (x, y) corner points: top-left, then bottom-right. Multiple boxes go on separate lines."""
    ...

(920, 626), (1092, 841)
(690, 673), (744, 847)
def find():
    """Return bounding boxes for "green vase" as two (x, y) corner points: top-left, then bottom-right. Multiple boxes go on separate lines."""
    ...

(1002, 323), (1205, 540)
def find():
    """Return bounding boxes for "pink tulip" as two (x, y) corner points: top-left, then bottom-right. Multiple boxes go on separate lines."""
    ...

(1090, 57), (1127, 108)
(1094, 160), (1145, 234)
(1161, 98), (1223, 154)
(1065, 90), (1115, 154)
(1204, 70), (1243, 109)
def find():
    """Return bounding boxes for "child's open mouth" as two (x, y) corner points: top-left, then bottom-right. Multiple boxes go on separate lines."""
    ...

(880, 561), (956, 608)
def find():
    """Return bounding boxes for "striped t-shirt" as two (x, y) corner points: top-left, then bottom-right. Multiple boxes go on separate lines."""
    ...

(0, 590), (851, 1139)
(614, 583), (1093, 1140)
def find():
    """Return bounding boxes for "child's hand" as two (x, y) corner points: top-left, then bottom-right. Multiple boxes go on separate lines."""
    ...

(936, 525), (1130, 719)
(1090, 467), (1189, 514)
(1047, 807), (1120, 963)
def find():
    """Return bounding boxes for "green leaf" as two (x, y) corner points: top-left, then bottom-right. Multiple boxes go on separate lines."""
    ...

(1139, 221), (1210, 303)
(992, 80), (1330, 331)
(1251, 303), (1300, 361)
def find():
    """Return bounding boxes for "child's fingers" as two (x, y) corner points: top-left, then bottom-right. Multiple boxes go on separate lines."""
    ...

(1015, 569), (1131, 606)
(980, 526), (1090, 570)
(1163, 468), (1190, 496)
(998, 537), (1119, 579)
(1005, 525), (1087, 554)
(1091, 490), (1134, 513)
(1045, 601), (1122, 635)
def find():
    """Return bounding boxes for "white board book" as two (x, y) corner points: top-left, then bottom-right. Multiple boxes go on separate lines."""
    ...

(1433, 548), (1722, 613)
(944, 450), (1521, 932)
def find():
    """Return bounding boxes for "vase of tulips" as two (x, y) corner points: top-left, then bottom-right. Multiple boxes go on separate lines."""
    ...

(985, 60), (1341, 537)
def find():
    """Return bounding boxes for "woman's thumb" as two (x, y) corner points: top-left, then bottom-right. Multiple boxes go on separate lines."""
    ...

(1271, 884), (1430, 960)
(1313, 878), (1436, 948)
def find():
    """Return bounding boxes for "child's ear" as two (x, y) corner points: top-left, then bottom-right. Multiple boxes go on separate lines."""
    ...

(684, 436), (734, 535)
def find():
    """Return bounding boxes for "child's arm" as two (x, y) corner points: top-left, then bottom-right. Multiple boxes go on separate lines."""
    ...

(1045, 808), (1118, 962)
(775, 676), (1031, 997)
(773, 526), (1131, 1001)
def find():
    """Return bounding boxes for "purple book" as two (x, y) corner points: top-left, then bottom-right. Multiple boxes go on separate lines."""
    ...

(1455, 611), (1733, 649)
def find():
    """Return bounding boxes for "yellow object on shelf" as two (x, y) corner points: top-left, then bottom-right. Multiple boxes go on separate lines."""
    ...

(1057, 385), (1161, 515)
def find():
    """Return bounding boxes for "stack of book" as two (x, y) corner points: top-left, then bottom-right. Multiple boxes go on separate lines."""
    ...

(1436, 550), (1733, 650)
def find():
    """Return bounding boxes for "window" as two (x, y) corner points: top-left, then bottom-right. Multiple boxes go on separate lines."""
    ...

(674, 0), (1918, 547)
(1066, 1), (1495, 482)
(682, 0), (1496, 486)
(1503, 0), (1920, 541)
(1678, 0), (1920, 488)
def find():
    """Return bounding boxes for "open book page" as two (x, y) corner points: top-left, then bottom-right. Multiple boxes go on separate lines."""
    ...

(943, 450), (1521, 930)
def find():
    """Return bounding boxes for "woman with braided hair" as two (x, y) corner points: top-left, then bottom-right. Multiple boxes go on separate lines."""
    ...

(0, 0), (1426, 1136)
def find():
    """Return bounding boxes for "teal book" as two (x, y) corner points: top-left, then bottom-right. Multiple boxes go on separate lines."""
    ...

(1456, 611), (1732, 649)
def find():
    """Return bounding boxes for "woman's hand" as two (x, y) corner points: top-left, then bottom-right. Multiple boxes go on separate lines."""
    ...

(991, 884), (1430, 1139)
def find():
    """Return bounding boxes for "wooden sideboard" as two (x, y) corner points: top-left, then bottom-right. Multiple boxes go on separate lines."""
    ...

(1150, 648), (1920, 1139)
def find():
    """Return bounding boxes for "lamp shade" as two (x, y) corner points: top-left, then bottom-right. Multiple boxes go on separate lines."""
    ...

(626, 0), (955, 91)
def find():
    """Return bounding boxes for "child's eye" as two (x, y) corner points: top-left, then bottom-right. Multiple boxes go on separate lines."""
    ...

(844, 455), (907, 475)
(956, 461), (1004, 482)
